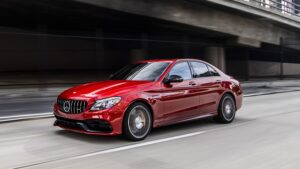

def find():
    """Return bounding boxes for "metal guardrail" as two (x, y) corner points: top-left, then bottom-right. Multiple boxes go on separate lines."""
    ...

(243, 0), (300, 17)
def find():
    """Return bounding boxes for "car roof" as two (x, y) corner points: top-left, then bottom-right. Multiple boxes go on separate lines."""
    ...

(137, 58), (226, 77)
(138, 58), (203, 63)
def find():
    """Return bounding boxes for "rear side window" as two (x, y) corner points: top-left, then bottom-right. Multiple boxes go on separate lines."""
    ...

(207, 65), (220, 76)
(190, 62), (210, 78)
(168, 62), (192, 80)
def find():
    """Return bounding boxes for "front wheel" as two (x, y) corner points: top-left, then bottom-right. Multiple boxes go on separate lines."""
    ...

(123, 102), (152, 141)
(214, 94), (236, 123)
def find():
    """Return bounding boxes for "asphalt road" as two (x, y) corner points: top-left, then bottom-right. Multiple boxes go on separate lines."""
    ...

(1, 91), (300, 169)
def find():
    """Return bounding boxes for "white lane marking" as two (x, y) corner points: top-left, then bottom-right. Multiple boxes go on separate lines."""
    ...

(70, 131), (206, 160)
(15, 122), (251, 168)
(68, 122), (251, 161)
(0, 112), (53, 122)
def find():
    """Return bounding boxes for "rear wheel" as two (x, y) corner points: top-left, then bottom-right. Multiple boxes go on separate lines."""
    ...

(214, 94), (236, 123)
(123, 102), (152, 141)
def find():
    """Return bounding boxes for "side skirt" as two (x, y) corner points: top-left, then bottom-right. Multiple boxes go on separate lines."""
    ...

(153, 113), (217, 128)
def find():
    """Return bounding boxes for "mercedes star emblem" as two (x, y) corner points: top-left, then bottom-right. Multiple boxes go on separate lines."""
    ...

(63, 101), (71, 112)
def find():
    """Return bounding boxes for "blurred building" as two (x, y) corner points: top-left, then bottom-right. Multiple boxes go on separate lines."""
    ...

(1, 0), (300, 82)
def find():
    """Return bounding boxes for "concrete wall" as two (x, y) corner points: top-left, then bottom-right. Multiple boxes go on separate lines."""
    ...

(249, 61), (281, 77)
(248, 61), (300, 77)
(0, 32), (126, 72)
(283, 63), (300, 75)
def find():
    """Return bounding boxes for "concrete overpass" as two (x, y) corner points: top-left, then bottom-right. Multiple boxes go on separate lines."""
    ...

(0, 0), (300, 82)
(75, 0), (300, 46)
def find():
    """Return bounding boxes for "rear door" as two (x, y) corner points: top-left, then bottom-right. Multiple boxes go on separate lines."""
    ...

(189, 61), (222, 115)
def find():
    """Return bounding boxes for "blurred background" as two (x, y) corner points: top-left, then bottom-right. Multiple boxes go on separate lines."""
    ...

(1, 0), (300, 117)
(1, 0), (300, 85)
(1, 1), (300, 169)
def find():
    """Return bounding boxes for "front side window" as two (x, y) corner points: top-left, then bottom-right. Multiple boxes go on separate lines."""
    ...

(190, 62), (210, 78)
(110, 62), (170, 81)
(168, 62), (192, 80)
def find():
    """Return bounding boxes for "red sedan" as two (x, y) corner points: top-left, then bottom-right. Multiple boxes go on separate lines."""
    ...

(54, 59), (243, 141)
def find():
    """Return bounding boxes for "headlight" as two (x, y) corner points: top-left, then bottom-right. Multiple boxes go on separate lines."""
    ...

(90, 97), (121, 111)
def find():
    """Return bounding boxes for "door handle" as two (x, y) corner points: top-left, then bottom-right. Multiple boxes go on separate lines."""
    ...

(189, 81), (196, 86)
(215, 80), (222, 84)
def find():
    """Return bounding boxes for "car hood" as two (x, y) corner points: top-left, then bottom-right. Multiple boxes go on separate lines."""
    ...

(59, 80), (154, 99)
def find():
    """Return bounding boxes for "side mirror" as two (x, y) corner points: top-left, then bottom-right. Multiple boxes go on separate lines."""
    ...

(164, 75), (184, 84)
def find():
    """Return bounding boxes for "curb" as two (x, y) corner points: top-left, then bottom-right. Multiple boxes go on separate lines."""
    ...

(0, 113), (54, 123)
(244, 89), (300, 97)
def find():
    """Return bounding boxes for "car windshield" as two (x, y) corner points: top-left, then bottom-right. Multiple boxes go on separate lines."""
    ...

(110, 62), (170, 81)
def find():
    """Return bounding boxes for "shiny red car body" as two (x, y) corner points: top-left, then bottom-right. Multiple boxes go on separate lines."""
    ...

(54, 59), (242, 139)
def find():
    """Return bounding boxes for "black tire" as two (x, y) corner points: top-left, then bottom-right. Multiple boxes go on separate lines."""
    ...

(122, 102), (152, 141)
(214, 94), (236, 124)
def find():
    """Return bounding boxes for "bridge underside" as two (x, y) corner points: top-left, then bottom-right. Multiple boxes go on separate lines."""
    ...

(0, 0), (300, 80)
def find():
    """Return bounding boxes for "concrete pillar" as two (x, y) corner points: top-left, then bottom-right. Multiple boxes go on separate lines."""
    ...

(130, 33), (148, 64)
(96, 29), (105, 68)
(130, 49), (146, 63)
(204, 47), (226, 72)
(37, 25), (48, 70)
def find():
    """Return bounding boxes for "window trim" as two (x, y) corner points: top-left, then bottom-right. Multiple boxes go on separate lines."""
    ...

(189, 61), (212, 79)
(206, 64), (220, 77)
(164, 61), (193, 81)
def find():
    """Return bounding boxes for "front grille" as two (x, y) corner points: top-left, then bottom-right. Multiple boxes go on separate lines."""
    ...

(57, 99), (88, 114)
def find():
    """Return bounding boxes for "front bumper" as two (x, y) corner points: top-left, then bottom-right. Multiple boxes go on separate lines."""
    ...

(53, 102), (126, 135)
(54, 116), (113, 133)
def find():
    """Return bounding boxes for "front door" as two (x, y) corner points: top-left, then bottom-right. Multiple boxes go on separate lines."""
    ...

(160, 62), (199, 123)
